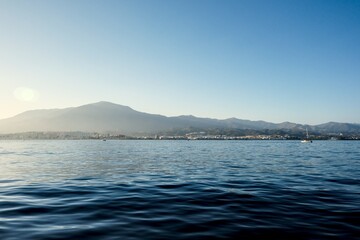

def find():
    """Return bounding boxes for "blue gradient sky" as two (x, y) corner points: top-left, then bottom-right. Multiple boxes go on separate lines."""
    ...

(1, 0), (359, 124)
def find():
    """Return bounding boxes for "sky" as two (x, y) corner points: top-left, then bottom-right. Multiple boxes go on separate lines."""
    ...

(0, 0), (359, 124)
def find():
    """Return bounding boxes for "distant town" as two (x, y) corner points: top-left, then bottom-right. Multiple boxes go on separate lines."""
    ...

(0, 131), (359, 140)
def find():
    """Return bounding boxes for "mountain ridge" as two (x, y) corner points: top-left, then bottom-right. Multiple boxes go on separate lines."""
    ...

(0, 101), (359, 135)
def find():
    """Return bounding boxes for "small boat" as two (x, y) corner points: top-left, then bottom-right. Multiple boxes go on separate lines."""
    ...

(301, 128), (312, 143)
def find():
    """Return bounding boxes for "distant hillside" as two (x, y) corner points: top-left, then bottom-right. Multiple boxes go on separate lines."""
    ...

(0, 101), (359, 135)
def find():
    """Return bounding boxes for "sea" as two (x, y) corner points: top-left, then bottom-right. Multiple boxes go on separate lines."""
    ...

(0, 140), (359, 239)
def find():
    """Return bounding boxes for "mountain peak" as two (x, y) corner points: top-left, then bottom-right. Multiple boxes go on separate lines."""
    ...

(82, 101), (134, 111)
(93, 101), (113, 105)
(91, 101), (126, 107)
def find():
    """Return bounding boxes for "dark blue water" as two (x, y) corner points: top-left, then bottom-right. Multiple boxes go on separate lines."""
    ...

(0, 140), (359, 239)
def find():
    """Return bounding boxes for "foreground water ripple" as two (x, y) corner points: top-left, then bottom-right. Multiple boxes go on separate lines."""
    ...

(0, 140), (359, 239)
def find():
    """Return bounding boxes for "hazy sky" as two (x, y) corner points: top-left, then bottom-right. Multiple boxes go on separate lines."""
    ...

(1, 0), (359, 124)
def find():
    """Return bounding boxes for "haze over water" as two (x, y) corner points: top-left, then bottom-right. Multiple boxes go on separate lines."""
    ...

(1, 140), (359, 239)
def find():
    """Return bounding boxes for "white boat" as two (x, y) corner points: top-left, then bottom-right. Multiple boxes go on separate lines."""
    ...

(301, 128), (312, 143)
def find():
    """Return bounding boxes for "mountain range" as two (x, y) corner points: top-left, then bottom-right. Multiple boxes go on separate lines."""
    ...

(0, 101), (359, 136)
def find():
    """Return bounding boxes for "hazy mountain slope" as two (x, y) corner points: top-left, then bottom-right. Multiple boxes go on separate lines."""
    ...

(315, 122), (360, 134)
(222, 118), (278, 129)
(0, 102), (177, 134)
(0, 101), (359, 135)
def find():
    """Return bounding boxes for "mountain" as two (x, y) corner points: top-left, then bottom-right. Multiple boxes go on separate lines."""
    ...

(0, 102), (172, 135)
(0, 101), (359, 135)
(315, 122), (360, 134)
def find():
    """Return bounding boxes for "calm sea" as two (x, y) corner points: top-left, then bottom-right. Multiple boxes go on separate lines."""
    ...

(0, 140), (359, 239)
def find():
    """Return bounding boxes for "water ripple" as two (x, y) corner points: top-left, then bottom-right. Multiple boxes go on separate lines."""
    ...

(0, 140), (359, 239)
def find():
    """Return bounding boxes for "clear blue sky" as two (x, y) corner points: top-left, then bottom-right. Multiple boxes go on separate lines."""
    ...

(1, 0), (359, 124)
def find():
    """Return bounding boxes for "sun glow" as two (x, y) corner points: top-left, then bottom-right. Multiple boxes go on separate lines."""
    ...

(13, 87), (39, 102)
